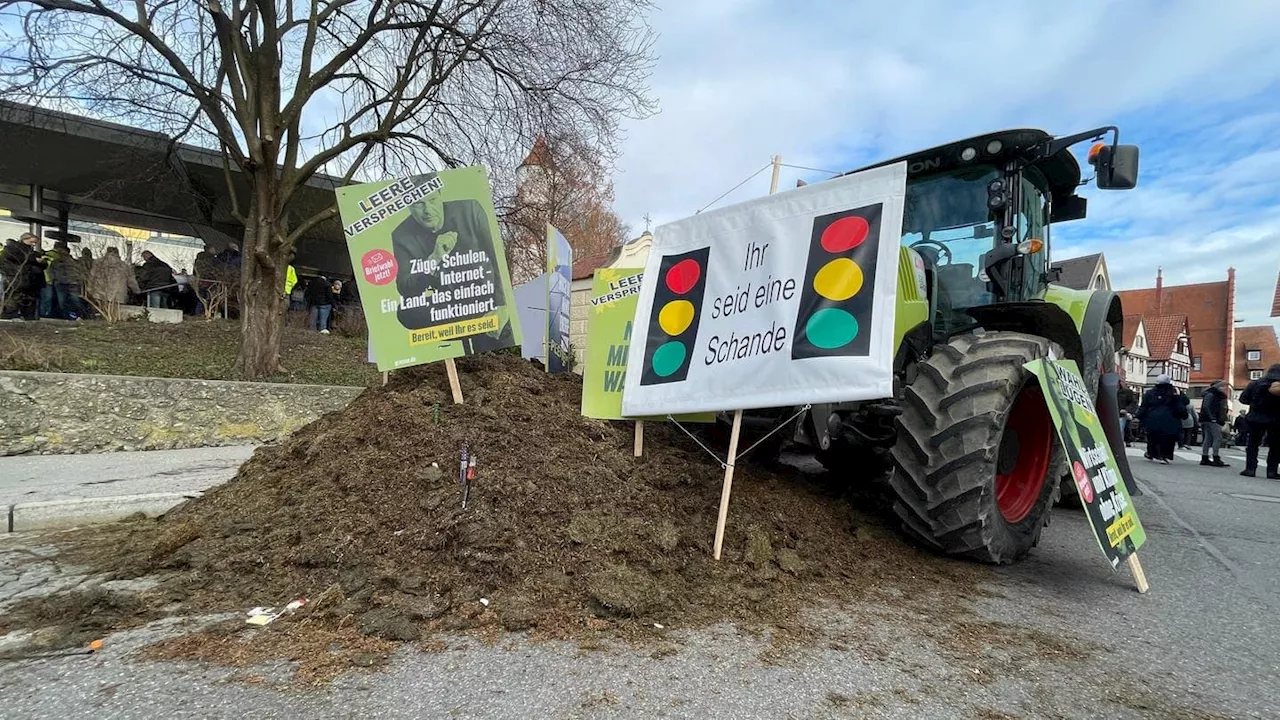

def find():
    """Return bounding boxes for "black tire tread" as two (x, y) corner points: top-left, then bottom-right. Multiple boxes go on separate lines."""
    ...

(889, 331), (1065, 564)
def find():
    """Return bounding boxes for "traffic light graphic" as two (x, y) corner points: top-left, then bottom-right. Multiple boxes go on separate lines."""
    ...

(791, 203), (883, 359)
(639, 247), (711, 385)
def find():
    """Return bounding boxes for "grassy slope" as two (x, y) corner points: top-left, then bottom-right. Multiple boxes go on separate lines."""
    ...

(0, 318), (379, 387)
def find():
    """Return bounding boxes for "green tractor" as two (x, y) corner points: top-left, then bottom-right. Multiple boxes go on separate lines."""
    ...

(744, 127), (1141, 563)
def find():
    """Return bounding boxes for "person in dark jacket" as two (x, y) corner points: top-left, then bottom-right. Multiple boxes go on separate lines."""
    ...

(1, 233), (44, 320)
(1239, 363), (1280, 479)
(193, 245), (217, 280)
(1233, 412), (1251, 449)
(135, 251), (176, 308)
(1198, 380), (1230, 467)
(38, 241), (77, 319)
(1178, 390), (1197, 448)
(215, 243), (242, 274)
(305, 274), (336, 333)
(0, 237), (21, 317)
(1137, 374), (1187, 463)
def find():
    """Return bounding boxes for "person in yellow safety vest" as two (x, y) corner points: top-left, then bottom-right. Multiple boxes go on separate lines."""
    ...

(284, 264), (297, 297)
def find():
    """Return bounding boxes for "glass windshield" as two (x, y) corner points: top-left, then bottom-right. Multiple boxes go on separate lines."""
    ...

(900, 167), (999, 334)
(1014, 170), (1049, 299)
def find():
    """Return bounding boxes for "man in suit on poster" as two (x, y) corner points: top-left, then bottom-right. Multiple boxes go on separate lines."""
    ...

(391, 174), (514, 353)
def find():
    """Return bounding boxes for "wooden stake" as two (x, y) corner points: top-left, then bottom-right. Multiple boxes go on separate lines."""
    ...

(1126, 553), (1149, 594)
(712, 409), (744, 560)
(444, 358), (464, 404)
(381, 371), (389, 387)
(710, 157), (784, 561)
(634, 420), (644, 457)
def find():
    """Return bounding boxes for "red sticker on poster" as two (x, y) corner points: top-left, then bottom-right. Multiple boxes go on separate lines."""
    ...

(361, 249), (398, 286)
(1072, 460), (1094, 503)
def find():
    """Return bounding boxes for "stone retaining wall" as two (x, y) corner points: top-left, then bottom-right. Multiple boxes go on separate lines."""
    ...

(0, 371), (363, 455)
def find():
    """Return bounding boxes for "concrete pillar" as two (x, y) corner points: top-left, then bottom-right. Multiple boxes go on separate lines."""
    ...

(28, 184), (43, 238)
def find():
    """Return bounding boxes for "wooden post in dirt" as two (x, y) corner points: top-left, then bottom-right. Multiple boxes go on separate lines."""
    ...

(1127, 553), (1149, 594)
(712, 409), (744, 560)
(634, 420), (644, 457)
(381, 371), (389, 386)
(712, 154), (782, 561)
(444, 357), (464, 404)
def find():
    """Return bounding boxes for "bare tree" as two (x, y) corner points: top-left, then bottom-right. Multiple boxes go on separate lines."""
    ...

(0, 0), (655, 377)
(194, 278), (232, 320)
(504, 131), (631, 282)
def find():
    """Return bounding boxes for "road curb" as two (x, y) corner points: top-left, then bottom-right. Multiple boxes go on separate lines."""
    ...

(6, 492), (200, 533)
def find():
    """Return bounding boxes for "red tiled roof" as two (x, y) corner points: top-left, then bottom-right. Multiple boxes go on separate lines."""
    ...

(571, 251), (612, 281)
(1271, 270), (1280, 318)
(1121, 314), (1143, 350)
(1234, 326), (1280, 389)
(1117, 274), (1233, 385)
(1141, 314), (1190, 361)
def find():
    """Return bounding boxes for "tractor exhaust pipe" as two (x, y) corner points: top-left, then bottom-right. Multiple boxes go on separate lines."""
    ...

(1095, 372), (1140, 496)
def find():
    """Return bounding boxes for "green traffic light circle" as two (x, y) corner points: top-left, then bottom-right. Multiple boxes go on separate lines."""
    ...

(651, 340), (688, 377)
(805, 307), (859, 349)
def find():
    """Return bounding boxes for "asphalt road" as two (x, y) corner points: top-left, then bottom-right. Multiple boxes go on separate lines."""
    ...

(1, 444), (1277, 718)
(0, 446), (254, 506)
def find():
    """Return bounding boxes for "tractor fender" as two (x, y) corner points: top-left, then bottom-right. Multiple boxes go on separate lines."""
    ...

(965, 302), (1085, 367)
(967, 290), (1122, 377)
(1078, 289), (1124, 379)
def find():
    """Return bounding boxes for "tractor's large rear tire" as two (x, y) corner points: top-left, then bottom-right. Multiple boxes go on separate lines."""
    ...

(889, 331), (1064, 564)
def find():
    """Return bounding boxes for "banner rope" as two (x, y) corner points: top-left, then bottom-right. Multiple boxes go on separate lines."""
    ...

(778, 162), (843, 175)
(665, 404), (813, 468)
(738, 404), (812, 459)
(666, 415), (728, 468)
(694, 162), (772, 215)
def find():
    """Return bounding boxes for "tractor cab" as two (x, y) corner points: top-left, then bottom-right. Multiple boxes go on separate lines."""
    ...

(846, 128), (1140, 339)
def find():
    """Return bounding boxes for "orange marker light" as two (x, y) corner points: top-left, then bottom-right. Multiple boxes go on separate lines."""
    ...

(1018, 239), (1044, 255)
(1088, 142), (1107, 164)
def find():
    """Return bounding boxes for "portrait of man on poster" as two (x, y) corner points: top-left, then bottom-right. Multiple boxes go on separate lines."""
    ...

(391, 173), (514, 352)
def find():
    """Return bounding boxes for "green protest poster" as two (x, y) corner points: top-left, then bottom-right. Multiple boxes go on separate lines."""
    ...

(582, 267), (712, 421)
(1026, 358), (1146, 568)
(336, 166), (522, 372)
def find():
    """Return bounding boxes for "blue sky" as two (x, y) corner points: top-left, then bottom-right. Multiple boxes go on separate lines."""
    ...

(611, 0), (1280, 328)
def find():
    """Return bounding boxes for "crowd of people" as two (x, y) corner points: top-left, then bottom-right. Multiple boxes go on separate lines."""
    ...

(3, 233), (356, 336)
(1121, 367), (1280, 480)
(2, 232), (189, 318)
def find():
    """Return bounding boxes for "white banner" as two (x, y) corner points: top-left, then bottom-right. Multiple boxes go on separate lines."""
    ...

(620, 163), (906, 415)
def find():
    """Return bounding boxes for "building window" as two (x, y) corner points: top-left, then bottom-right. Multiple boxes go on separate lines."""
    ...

(1136, 336), (1144, 350)
(1247, 349), (1262, 362)
(1192, 356), (1201, 371)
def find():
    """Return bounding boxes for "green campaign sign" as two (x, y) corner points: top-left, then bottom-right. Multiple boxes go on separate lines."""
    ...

(1026, 358), (1146, 568)
(336, 166), (521, 371)
(582, 267), (711, 422)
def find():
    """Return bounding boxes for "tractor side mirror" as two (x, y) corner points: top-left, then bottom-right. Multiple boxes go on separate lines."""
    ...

(1094, 144), (1140, 190)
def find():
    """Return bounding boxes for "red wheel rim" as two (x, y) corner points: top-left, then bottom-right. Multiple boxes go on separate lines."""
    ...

(994, 383), (1053, 523)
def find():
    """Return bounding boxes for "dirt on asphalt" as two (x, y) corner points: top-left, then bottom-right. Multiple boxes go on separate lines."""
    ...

(2, 353), (1073, 681)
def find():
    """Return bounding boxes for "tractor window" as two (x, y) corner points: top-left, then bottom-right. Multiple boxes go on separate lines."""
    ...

(901, 167), (999, 334)
(1015, 171), (1049, 299)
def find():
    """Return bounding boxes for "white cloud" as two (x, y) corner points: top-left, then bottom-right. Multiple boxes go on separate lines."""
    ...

(613, 0), (1280, 326)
